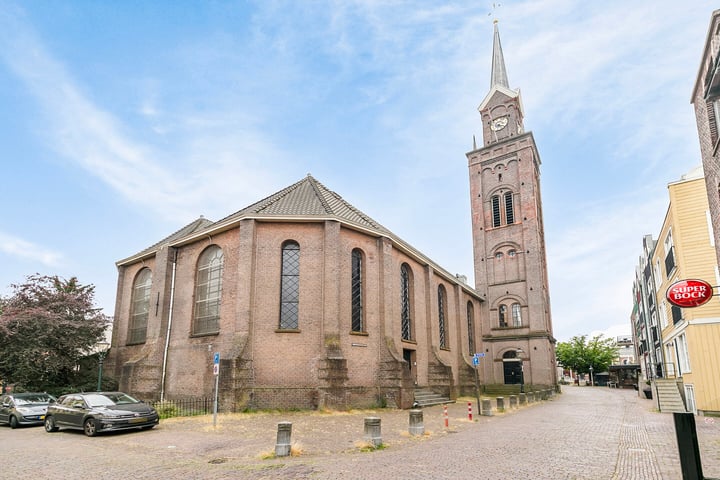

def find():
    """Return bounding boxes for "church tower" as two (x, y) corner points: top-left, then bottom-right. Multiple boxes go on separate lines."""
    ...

(467, 21), (557, 388)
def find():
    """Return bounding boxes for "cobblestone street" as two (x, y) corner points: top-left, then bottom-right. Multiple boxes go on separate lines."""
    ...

(2, 386), (719, 479)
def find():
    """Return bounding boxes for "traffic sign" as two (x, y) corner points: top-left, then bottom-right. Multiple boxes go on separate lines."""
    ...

(472, 356), (479, 366)
(213, 352), (220, 364)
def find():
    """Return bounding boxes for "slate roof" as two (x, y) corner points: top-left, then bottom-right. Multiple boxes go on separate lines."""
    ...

(116, 175), (476, 295)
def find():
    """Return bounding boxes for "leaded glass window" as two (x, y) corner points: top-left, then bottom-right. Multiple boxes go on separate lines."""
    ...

(279, 241), (300, 330)
(193, 246), (224, 335)
(499, 304), (508, 327)
(128, 268), (152, 344)
(438, 285), (447, 348)
(467, 302), (475, 356)
(512, 303), (522, 327)
(401, 264), (412, 341)
(351, 249), (364, 332)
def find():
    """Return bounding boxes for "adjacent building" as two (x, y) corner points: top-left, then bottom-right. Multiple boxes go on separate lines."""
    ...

(651, 166), (720, 415)
(105, 22), (557, 409)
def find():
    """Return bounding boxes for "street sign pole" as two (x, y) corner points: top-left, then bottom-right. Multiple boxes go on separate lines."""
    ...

(213, 352), (220, 428)
(472, 353), (484, 416)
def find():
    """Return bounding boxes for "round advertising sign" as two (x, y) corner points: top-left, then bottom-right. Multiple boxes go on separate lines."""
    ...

(665, 279), (714, 308)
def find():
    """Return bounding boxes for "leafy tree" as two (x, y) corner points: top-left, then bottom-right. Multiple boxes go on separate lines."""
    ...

(0, 274), (110, 393)
(556, 334), (618, 375)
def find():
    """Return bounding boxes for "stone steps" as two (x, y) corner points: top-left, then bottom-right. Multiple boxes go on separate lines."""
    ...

(413, 389), (454, 407)
(654, 379), (687, 413)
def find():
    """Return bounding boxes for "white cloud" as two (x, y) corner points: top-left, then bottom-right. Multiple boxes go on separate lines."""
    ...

(0, 232), (63, 266)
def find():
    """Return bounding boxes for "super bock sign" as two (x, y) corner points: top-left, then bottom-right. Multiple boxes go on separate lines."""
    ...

(665, 279), (714, 308)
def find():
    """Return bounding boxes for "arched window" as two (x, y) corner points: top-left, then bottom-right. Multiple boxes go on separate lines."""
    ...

(438, 285), (447, 349)
(491, 192), (515, 227)
(193, 246), (224, 335)
(512, 303), (522, 327)
(401, 263), (413, 341)
(279, 241), (300, 330)
(467, 301), (475, 355)
(351, 249), (364, 332)
(499, 304), (508, 327)
(128, 268), (152, 344)
(504, 191), (514, 224)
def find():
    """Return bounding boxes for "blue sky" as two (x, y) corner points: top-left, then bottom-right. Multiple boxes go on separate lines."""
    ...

(0, 1), (712, 342)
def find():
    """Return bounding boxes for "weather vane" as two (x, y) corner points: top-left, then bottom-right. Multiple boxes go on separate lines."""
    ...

(488, 2), (501, 23)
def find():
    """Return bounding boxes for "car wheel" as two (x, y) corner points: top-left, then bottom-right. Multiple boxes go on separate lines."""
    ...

(83, 418), (97, 437)
(9, 416), (18, 429)
(44, 416), (58, 433)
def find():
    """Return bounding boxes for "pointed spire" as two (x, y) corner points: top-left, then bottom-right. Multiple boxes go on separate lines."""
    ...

(490, 20), (509, 89)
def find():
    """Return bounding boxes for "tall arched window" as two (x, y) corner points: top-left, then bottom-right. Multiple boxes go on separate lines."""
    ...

(499, 304), (508, 327)
(279, 241), (300, 330)
(467, 302), (475, 355)
(512, 303), (522, 327)
(491, 192), (515, 227)
(401, 263), (413, 341)
(193, 246), (224, 335)
(351, 249), (364, 332)
(128, 268), (152, 344)
(438, 285), (447, 349)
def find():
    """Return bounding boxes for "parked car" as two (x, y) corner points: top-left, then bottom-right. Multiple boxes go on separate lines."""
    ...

(0, 392), (56, 428)
(44, 391), (159, 437)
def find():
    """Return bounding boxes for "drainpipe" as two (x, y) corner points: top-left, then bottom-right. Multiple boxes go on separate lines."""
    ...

(160, 248), (178, 402)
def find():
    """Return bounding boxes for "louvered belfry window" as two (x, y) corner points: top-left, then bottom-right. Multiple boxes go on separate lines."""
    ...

(401, 264), (412, 341)
(504, 191), (514, 224)
(351, 249), (364, 332)
(467, 302), (475, 356)
(279, 241), (300, 330)
(491, 195), (501, 227)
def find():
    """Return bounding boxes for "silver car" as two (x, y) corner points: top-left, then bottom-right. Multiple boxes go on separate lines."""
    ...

(0, 393), (56, 428)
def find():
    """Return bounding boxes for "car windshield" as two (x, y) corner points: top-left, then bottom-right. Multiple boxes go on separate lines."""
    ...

(85, 393), (140, 407)
(14, 394), (54, 405)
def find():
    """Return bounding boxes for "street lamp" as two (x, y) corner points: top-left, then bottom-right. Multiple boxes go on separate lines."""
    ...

(589, 365), (594, 387)
(516, 348), (525, 393)
(96, 342), (110, 391)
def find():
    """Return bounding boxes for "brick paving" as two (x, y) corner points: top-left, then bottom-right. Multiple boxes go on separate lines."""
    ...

(1, 386), (719, 479)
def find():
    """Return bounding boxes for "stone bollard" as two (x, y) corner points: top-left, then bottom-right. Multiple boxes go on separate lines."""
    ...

(275, 421), (292, 457)
(528, 392), (535, 403)
(496, 396), (505, 412)
(542, 390), (548, 400)
(408, 409), (424, 436)
(364, 417), (382, 447)
(481, 398), (493, 416)
(519, 393), (527, 405)
(509, 395), (518, 409)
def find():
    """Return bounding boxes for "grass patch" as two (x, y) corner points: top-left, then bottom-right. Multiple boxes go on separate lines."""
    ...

(355, 440), (388, 452)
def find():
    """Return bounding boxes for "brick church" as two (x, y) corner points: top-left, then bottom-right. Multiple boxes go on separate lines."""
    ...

(106, 22), (556, 409)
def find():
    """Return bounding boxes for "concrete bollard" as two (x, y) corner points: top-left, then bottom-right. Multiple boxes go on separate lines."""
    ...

(496, 396), (505, 412)
(364, 417), (382, 447)
(509, 395), (518, 409)
(275, 421), (292, 457)
(408, 409), (424, 436)
(481, 398), (493, 416)
(519, 393), (527, 405)
(528, 392), (534, 403)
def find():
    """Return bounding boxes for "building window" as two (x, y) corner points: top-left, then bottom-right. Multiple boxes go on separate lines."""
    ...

(512, 303), (522, 327)
(491, 195), (501, 227)
(664, 231), (675, 275)
(193, 246), (224, 335)
(676, 333), (691, 374)
(671, 305), (683, 325)
(438, 285), (447, 349)
(351, 249), (364, 332)
(467, 302), (475, 355)
(128, 268), (152, 344)
(401, 263), (413, 341)
(504, 192), (514, 224)
(499, 304), (508, 327)
(279, 241), (300, 330)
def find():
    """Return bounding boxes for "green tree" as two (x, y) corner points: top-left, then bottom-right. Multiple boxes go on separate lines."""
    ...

(556, 334), (618, 375)
(0, 275), (110, 393)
